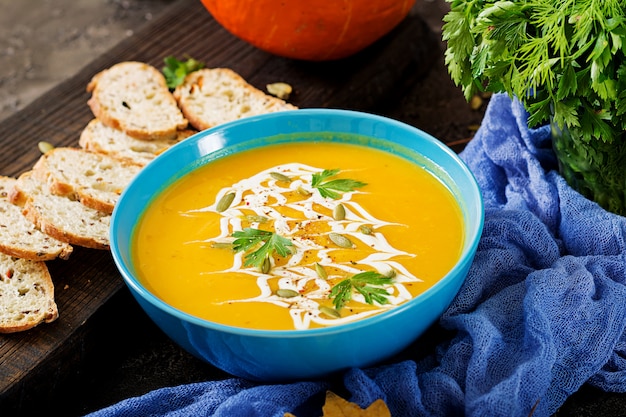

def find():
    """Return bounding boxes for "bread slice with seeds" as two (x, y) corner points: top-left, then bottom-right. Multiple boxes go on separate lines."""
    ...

(10, 172), (110, 250)
(79, 118), (197, 166)
(31, 147), (141, 215)
(0, 176), (73, 261)
(0, 252), (58, 333)
(86, 61), (188, 140)
(173, 68), (298, 131)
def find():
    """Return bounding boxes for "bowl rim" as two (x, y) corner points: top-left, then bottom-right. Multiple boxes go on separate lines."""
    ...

(110, 108), (484, 338)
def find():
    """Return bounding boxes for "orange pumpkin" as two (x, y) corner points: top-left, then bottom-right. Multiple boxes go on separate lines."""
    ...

(200, 0), (416, 61)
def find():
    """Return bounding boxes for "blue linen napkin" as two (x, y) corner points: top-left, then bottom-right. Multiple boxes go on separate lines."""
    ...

(86, 93), (626, 417)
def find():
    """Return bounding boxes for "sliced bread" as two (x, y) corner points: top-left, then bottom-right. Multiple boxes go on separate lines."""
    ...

(0, 176), (73, 261)
(0, 252), (58, 333)
(79, 118), (196, 166)
(31, 147), (141, 215)
(86, 61), (188, 140)
(173, 68), (298, 131)
(10, 172), (111, 250)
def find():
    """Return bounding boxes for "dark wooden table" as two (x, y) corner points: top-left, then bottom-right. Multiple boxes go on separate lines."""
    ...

(0, 1), (623, 416)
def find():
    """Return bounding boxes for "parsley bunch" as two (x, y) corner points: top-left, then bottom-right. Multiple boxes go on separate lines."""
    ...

(443, 0), (626, 144)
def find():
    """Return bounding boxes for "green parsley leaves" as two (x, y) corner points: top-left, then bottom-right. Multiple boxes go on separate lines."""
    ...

(162, 56), (205, 90)
(329, 271), (393, 311)
(232, 228), (293, 269)
(311, 169), (367, 199)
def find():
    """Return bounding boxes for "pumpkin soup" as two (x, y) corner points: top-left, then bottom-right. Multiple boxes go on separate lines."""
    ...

(132, 141), (464, 330)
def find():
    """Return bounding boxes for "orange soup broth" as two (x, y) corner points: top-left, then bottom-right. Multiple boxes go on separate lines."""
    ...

(132, 142), (465, 330)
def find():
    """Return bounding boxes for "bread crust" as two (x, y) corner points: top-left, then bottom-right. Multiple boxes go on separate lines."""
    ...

(79, 118), (196, 166)
(11, 172), (111, 250)
(31, 147), (141, 215)
(173, 68), (298, 131)
(0, 253), (58, 333)
(87, 61), (188, 140)
(0, 176), (73, 261)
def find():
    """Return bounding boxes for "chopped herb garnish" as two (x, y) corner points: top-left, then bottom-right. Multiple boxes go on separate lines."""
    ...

(232, 228), (293, 268)
(329, 271), (393, 311)
(311, 169), (366, 199)
(162, 55), (205, 90)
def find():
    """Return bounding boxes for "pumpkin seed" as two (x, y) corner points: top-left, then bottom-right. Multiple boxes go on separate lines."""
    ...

(266, 82), (293, 100)
(329, 232), (353, 248)
(333, 203), (346, 221)
(38, 141), (55, 154)
(216, 192), (235, 212)
(359, 225), (373, 235)
(297, 186), (311, 196)
(386, 269), (397, 279)
(270, 171), (292, 183)
(276, 288), (299, 298)
(319, 305), (341, 318)
(210, 242), (233, 250)
(244, 214), (268, 224)
(261, 255), (271, 274)
(315, 263), (327, 279)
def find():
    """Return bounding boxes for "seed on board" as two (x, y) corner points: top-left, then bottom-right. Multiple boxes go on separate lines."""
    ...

(333, 203), (346, 221)
(38, 141), (55, 154)
(276, 288), (299, 298)
(216, 192), (236, 212)
(329, 232), (353, 248)
(266, 82), (293, 100)
(319, 305), (341, 318)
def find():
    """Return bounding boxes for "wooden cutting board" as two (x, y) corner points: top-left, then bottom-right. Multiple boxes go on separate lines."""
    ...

(0, 0), (462, 409)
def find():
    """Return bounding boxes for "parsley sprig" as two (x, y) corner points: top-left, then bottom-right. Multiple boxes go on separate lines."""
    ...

(162, 56), (205, 90)
(311, 169), (367, 199)
(232, 228), (293, 268)
(329, 271), (393, 311)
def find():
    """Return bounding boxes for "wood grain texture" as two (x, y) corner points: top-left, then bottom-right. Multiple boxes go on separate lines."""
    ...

(0, 0), (439, 410)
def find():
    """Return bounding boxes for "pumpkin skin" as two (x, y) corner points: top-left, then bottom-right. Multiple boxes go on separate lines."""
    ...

(200, 0), (416, 61)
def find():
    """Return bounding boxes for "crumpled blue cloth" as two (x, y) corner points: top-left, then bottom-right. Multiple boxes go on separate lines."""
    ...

(86, 94), (626, 417)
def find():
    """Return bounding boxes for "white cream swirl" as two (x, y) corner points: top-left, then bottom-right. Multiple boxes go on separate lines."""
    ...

(186, 163), (422, 330)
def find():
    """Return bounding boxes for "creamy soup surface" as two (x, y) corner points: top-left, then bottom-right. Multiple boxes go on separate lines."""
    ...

(132, 141), (464, 330)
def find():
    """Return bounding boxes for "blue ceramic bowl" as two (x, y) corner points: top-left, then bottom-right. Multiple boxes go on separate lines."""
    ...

(110, 109), (484, 382)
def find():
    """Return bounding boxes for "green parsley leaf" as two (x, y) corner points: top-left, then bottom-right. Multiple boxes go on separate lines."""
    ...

(311, 169), (367, 199)
(329, 271), (393, 311)
(162, 55), (205, 90)
(232, 228), (293, 268)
